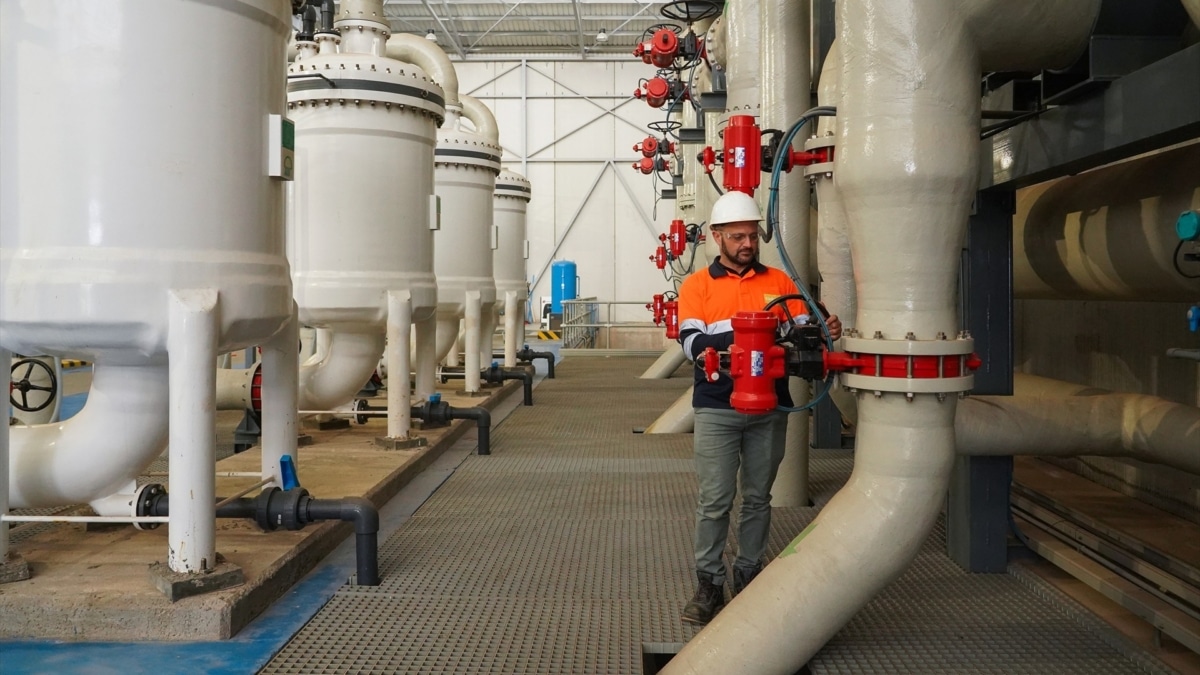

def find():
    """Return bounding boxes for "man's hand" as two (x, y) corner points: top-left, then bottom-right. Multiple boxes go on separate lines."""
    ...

(826, 314), (843, 341)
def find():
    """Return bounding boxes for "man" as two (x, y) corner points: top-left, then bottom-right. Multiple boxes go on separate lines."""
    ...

(676, 190), (842, 625)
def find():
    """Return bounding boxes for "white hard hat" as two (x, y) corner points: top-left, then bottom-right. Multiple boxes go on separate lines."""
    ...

(709, 190), (762, 227)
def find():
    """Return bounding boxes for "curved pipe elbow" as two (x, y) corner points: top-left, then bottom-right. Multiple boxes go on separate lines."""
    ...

(308, 496), (379, 535)
(9, 364), (169, 509)
(460, 94), (500, 144)
(385, 33), (459, 110)
(299, 330), (385, 412)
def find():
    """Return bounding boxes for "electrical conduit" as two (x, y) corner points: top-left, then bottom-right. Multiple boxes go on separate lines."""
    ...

(663, 1), (1099, 672)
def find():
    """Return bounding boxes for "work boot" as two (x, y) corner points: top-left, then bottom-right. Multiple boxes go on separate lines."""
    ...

(681, 571), (725, 625)
(730, 563), (763, 597)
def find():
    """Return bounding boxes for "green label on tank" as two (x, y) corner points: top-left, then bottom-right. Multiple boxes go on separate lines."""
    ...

(778, 521), (817, 558)
(282, 118), (295, 151)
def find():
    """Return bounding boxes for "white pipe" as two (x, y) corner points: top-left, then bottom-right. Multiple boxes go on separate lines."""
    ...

(387, 290), (414, 440)
(386, 33), (460, 111)
(336, 0), (389, 57)
(664, 1), (1099, 672)
(439, 318), (461, 367)
(261, 303), (299, 485)
(464, 291), (483, 393)
(813, 41), (854, 338)
(960, 375), (1200, 475)
(415, 314), (438, 400)
(1, 347), (10, 560)
(706, 15), (727, 70)
(640, 348), (688, 379)
(167, 289), (219, 574)
(503, 290), (520, 367)
(479, 304), (498, 368)
(645, 388), (696, 434)
(8, 363), (169, 509)
(761, 0), (811, 509)
(460, 95), (500, 144)
(723, 0), (760, 117)
(298, 329), (384, 412)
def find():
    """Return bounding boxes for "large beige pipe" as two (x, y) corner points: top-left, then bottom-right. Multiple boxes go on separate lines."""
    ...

(386, 33), (461, 112)
(644, 388), (696, 434)
(722, 0), (760, 118)
(1186, 0), (1200, 28)
(1014, 142), (1200, 301)
(761, 0), (812, 508)
(460, 94), (500, 144)
(960, 375), (1200, 474)
(813, 41), (853, 337)
(640, 348), (688, 379)
(664, 1), (1099, 673)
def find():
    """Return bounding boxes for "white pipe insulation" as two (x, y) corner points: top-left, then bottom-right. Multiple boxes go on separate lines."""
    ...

(663, 1), (1099, 672)
(8, 365), (168, 509)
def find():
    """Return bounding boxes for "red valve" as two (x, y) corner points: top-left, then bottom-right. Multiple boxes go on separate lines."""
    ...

(668, 219), (687, 257)
(634, 136), (660, 157)
(787, 146), (833, 171)
(634, 77), (671, 108)
(723, 115), (762, 195)
(646, 293), (666, 325)
(702, 346), (720, 383)
(699, 146), (717, 174)
(249, 363), (263, 412)
(632, 157), (665, 175)
(664, 300), (680, 339)
(650, 244), (667, 269)
(632, 29), (680, 68)
(727, 311), (786, 414)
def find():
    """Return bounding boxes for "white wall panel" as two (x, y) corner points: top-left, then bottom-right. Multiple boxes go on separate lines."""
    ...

(453, 59), (678, 324)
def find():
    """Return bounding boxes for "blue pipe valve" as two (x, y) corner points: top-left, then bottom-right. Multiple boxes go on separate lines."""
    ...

(1189, 305), (1200, 333)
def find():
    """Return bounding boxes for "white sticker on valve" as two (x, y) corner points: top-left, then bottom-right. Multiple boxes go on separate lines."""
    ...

(732, 147), (747, 168)
(750, 350), (764, 377)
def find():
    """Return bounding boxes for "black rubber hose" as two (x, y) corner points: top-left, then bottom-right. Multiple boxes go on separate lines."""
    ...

(449, 406), (492, 456)
(305, 497), (380, 586)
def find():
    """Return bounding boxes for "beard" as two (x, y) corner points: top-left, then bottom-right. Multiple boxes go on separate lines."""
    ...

(721, 243), (756, 265)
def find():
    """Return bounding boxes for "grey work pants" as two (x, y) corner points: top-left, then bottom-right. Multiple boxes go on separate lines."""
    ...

(692, 407), (788, 581)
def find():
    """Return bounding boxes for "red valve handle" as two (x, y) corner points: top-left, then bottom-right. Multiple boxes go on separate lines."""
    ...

(702, 347), (720, 382)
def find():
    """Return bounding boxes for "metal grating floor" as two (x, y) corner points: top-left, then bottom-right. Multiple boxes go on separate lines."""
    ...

(262, 356), (1176, 674)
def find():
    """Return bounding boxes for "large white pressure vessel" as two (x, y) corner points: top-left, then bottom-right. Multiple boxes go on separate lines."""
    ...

(493, 171), (532, 366)
(0, 0), (294, 362)
(287, 31), (445, 331)
(433, 118), (503, 362)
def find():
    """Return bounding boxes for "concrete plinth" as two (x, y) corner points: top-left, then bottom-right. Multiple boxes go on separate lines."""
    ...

(149, 558), (244, 602)
(374, 435), (428, 450)
(0, 381), (519, 641)
(0, 552), (31, 584)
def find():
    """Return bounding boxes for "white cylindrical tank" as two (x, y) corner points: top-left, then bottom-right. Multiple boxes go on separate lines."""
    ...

(286, 30), (445, 331)
(0, 0), (294, 362)
(493, 170), (532, 366)
(433, 115), (503, 363)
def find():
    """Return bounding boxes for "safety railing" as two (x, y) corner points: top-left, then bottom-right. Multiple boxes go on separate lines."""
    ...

(561, 299), (666, 350)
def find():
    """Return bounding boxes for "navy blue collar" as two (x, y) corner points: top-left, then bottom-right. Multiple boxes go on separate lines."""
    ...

(709, 256), (767, 279)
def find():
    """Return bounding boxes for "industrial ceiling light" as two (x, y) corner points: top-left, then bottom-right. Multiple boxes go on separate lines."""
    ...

(595, 28), (608, 43)
(425, 29), (438, 43)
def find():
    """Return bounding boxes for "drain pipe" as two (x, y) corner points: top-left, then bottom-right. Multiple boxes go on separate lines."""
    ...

(515, 345), (555, 379)
(8, 364), (169, 509)
(663, 1), (1099, 672)
(141, 485), (380, 585)
(439, 364), (533, 406)
(410, 397), (492, 455)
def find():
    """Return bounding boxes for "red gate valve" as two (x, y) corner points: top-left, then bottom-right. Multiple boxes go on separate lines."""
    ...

(664, 300), (680, 339)
(634, 136), (660, 157)
(634, 77), (671, 108)
(701, 346), (722, 383)
(727, 312), (786, 415)
(646, 293), (665, 325)
(634, 29), (680, 68)
(667, 219), (687, 257)
(650, 244), (667, 269)
(698, 146), (717, 174)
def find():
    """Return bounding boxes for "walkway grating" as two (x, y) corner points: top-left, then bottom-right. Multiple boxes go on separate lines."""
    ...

(262, 355), (1177, 674)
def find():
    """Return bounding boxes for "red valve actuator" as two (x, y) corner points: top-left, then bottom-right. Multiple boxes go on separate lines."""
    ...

(646, 293), (665, 325)
(723, 115), (762, 196)
(668, 219), (687, 257)
(633, 157), (664, 175)
(651, 245), (667, 269)
(635, 77), (671, 108)
(634, 136), (660, 157)
(664, 300), (680, 340)
(727, 311), (786, 414)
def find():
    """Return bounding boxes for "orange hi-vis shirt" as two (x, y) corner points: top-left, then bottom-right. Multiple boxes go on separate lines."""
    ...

(677, 257), (811, 410)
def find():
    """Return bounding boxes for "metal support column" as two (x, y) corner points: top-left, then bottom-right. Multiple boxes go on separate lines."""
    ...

(948, 189), (1014, 573)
